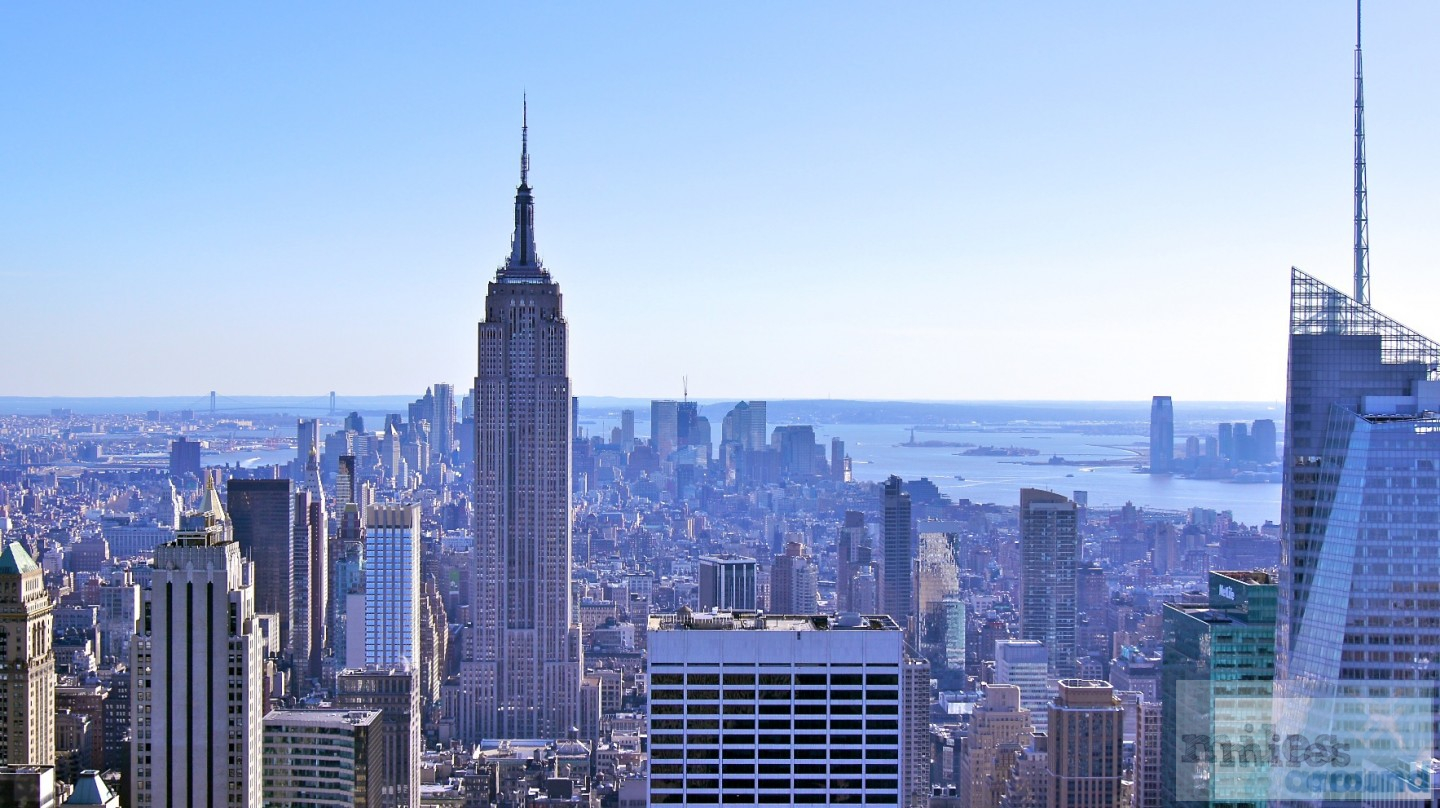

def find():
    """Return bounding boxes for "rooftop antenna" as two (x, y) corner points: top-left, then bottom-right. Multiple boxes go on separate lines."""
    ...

(683, 376), (688, 402)
(520, 93), (530, 187)
(1353, 0), (1370, 306)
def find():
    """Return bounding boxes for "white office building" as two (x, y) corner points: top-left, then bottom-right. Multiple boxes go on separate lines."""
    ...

(131, 486), (264, 808)
(647, 611), (928, 807)
(355, 504), (419, 668)
(995, 639), (1052, 733)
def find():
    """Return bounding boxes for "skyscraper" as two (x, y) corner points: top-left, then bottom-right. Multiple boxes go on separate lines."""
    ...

(1046, 680), (1124, 808)
(1149, 396), (1174, 473)
(995, 639), (1052, 734)
(650, 400), (679, 461)
(619, 409), (635, 452)
(1019, 488), (1078, 679)
(132, 487), (264, 808)
(431, 382), (456, 464)
(227, 478), (295, 653)
(296, 418), (320, 475)
(1161, 571), (1276, 808)
(293, 452), (328, 684)
(769, 541), (819, 614)
(1279, 269), (1440, 708)
(772, 424), (818, 477)
(697, 554), (756, 611)
(1248, 418), (1276, 464)
(361, 504), (420, 668)
(831, 436), (846, 482)
(959, 683), (1033, 808)
(336, 667), (419, 808)
(836, 510), (870, 612)
(261, 709), (384, 808)
(746, 400), (768, 450)
(881, 475), (913, 633)
(167, 437), (201, 481)
(0, 542), (54, 767)
(462, 106), (580, 740)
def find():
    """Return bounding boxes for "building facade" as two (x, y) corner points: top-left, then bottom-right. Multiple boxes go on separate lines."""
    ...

(959, 683), (1033, 808)
(697, 554), (756, 611)
(361, 504), (420, 668)
(1161, 571), (1276, 808)
(1279, 269), (1440, 715)
(0, 542), (55, 767)
(1149, 396), (1174, 473)
(262, 709), (383, 808)
(647, 610), (929, 807)
(994, 639), (1051, 734)
(226, 478), (294, 653)
(1019, 488), (1078, 679)
(1046, 680), (1124, 808)
(336, 668), (418, 808)
(881, 476), (913, 635)
(131, 487), (264, 808)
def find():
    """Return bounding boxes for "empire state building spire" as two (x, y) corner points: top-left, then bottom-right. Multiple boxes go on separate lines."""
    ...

(505, 96), (542, 274)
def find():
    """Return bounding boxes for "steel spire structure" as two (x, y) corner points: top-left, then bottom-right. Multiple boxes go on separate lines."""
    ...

(505, 95), (541, 273)
(1353, 0), (1370, 306)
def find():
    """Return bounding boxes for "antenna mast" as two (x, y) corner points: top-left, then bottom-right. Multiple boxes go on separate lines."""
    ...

(1353, 0), (1370, 306)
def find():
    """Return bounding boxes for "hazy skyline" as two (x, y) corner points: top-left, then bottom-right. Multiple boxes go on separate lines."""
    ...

(4, 2), (1439, 401)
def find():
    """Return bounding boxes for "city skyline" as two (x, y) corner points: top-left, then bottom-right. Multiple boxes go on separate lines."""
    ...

(5, 3), (1440, 401)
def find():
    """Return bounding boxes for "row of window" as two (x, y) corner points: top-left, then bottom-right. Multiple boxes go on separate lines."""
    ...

(651, 778), (900, 792)
(651, 672), (899, 686)
(651, 763), (898, 775)
(653, 702), (896, 716)
(652, 733), (899, 747)
(652, 747), (896, 760)
(650, 688), (899, 702)
(651, 718), (898, 730)
(651, 793), (896, 804)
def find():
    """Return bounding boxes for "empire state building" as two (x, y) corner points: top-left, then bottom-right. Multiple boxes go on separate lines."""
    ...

(460, 108), (581, 740)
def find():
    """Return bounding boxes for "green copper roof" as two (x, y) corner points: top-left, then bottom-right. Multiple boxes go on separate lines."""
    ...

(0, 542), (38, 575)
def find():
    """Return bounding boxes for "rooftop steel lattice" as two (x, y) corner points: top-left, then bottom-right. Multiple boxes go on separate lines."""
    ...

(1290, 267), (1440, 379)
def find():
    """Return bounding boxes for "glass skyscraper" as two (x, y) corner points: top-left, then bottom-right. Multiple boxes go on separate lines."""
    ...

(1150, 395), (1174, 473)
(1160, 571), (1276, 808)
(363, 503), (420, 668)
(1280, 268), (1440, 705)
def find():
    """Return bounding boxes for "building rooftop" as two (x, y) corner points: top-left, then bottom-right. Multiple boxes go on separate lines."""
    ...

(1213, 570), (1274, 586)
(0, 542), (38, 575)
(649, 610), (899, 632)
(263, 709), (380, 728)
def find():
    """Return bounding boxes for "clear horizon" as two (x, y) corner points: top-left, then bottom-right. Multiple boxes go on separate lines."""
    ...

(4, 2), (1439, 399)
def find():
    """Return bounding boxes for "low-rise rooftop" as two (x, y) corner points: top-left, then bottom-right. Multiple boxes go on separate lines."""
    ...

(649, 610), (899, 632)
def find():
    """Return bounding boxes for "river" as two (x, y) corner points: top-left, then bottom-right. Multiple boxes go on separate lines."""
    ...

(815, 424), (1280, 526)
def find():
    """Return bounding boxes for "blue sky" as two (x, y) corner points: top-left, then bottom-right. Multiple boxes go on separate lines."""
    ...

(3, 2), (1439, 401)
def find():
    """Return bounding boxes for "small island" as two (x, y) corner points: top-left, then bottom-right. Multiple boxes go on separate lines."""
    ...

(960, 445), (1039, 457)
